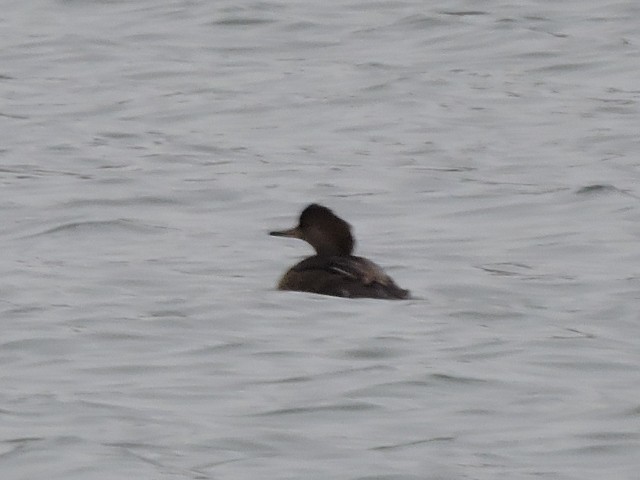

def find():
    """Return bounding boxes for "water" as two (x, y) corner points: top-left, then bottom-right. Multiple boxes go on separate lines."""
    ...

(2, 0), (640, 478)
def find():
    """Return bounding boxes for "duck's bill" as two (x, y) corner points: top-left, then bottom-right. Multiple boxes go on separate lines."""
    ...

(269, 226), (302, 238)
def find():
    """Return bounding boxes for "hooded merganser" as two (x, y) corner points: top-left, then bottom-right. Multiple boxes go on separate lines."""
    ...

(270, 204), (410, 300)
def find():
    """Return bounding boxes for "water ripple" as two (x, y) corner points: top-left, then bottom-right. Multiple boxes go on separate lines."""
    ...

(23, 219), (162, 238)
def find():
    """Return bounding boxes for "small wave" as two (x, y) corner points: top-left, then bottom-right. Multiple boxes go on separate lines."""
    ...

(575, 184), (619, 195)
(372, 436), (455, 451)
(61, 195), (182, 208)
(478, 262), (533, 277)
(209, 17), (274, 26)
(430, 373), (488, 384)
(439, 10), (487, 16)
(24, 219), (161, 238)
(254, 401), (377, 417)
(575, 184), (640, 200)
(0, 111), (28, 120)
(394, 14), (449, 28)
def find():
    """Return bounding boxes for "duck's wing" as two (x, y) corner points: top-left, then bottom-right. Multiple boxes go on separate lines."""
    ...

(292, 255), (372, 281)
(289, 255), (409, 299)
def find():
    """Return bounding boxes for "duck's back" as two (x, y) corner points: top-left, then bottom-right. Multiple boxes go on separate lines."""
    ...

(277, 255), (409, 300)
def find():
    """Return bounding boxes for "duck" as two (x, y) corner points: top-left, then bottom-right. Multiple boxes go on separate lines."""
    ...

(269, 204), (409, 300)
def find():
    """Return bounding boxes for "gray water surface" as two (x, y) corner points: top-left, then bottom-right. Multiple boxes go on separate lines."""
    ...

(2, 1), (640, 479)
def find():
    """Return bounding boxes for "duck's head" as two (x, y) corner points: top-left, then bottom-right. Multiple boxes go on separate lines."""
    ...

(270, 204), (354, 256)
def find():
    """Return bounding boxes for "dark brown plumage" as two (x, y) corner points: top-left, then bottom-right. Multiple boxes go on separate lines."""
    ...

(270, 204), (409, 300)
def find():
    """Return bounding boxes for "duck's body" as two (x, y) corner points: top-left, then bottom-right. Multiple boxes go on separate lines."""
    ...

(270, 204), (409, 300)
